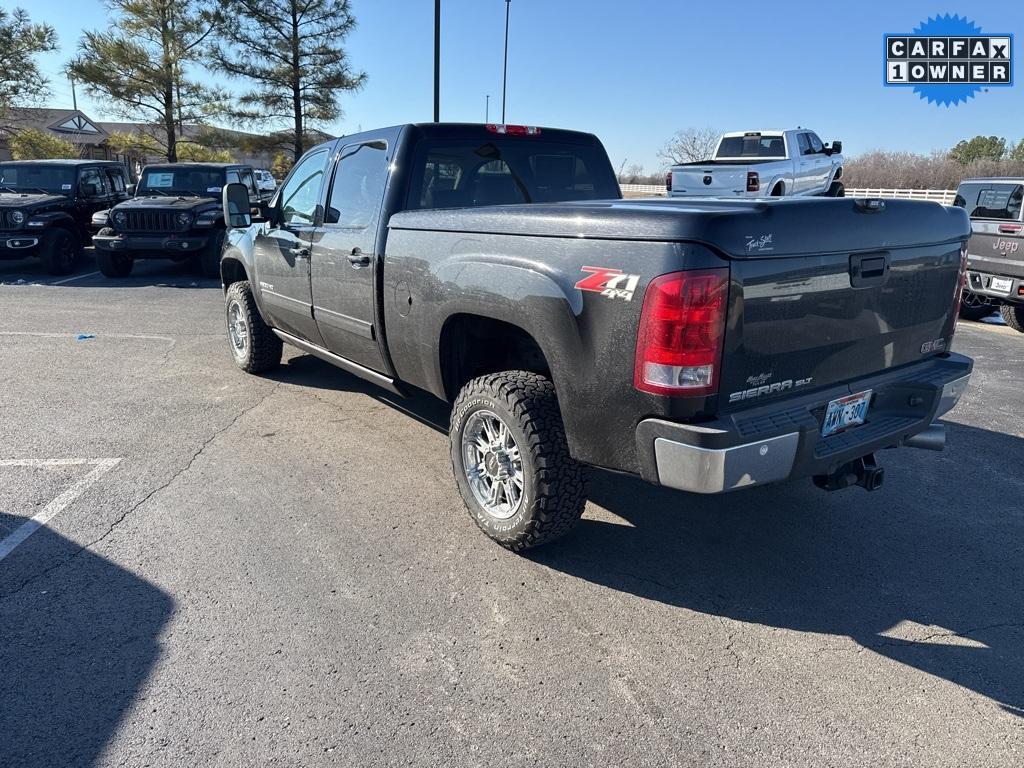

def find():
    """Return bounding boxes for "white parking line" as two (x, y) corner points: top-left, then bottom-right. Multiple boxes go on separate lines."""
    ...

(48, 271), (100, 286)
(0, 458), (122, 563)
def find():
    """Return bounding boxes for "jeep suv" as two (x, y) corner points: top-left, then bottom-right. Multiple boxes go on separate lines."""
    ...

(93, 162), (259, 278)
(0, 160), (129, 275)
(954, 177), (1024, 331)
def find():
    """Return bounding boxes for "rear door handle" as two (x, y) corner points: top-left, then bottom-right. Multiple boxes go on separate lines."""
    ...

(348, 247), (371, 267)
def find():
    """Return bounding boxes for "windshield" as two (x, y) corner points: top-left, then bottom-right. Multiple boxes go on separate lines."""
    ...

(405, 138), (620, 210)
(137, 167), (225, 196)
(954, 182), (1024, 221)
(716, 135), (786, 159)
(0, 164), (76, 194)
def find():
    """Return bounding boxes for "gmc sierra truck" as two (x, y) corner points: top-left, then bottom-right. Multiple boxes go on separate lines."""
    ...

(667, 129), (844, 198)
(217, 122), (972, 550)
(953, 177), (1024, 331)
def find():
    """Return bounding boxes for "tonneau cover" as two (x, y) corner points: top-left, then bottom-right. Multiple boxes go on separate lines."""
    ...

(389, 198), (971, 258)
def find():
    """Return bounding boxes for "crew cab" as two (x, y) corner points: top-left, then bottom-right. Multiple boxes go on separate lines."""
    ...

(667, 129), (844, 198)
(0, 159), (129, 274)
(93, 162), (261, 278)
(217, 122), (971, 551)
(953, 177), (1024, 331)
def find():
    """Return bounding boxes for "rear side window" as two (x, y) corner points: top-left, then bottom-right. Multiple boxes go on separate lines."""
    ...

(325, 141), (389, 228)
(406, 139), (619, 210)
(716, 135), (786, 158)
(107, 168), (126, 193)
(955, 182), (1024, 220)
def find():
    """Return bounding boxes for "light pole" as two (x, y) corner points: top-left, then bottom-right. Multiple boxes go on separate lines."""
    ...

(501, 0), (511, 123)
(433, 0), (441, 122)
(485, 94), (490, 122)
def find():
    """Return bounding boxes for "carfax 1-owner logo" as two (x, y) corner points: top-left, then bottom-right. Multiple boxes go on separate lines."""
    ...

(885, 14), (1013, 106)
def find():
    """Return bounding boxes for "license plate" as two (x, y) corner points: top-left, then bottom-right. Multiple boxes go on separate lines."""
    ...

(821, 390), (872, 437)
(990, 277), (1013, 294)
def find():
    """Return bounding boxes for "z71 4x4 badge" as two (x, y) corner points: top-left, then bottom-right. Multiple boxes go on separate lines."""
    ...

(575, 266), (641, 301)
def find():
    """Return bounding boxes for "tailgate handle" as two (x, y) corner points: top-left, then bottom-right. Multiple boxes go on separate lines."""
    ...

(998, 222), (1022, 234)
(850, 253), (890, 288)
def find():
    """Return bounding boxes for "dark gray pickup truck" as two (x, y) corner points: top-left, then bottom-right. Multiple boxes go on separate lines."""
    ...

(954, 177), (1024, 331)
(217, 122), (973, 550)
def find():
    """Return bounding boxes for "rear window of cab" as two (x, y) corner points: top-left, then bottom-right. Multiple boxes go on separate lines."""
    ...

(955, 182), (1024, 221)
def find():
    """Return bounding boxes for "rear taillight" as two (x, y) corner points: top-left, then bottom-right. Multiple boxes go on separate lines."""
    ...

(665, 171), (673, 192)
(634, 268), (730, 396)
(486, 124), (541, 136)
(951, 243), (968, 336)
(746, 171), (760, 193)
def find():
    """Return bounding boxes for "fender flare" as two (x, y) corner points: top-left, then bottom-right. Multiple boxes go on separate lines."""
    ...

(423, 256), (582, 401)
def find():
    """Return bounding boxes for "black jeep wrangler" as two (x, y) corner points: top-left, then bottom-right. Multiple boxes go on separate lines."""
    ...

(93, 163), (260, 278)
(0, 160), (129, 275)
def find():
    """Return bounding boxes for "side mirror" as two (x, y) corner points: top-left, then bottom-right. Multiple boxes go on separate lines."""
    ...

(829, 140), (842, 155)
(126, 183), (137, 196)
(222, 182), (252, 228)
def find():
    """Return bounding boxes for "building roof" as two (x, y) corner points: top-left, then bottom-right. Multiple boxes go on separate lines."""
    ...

(0, 158), (124, 166)
(2, 108), (109, 146)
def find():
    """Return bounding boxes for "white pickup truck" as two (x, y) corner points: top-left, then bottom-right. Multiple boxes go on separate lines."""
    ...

(667, 129), (844, 198)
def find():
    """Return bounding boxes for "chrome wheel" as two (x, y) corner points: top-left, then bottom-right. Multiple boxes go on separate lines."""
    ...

(461, 410), (524, 520)
(227, 300), (249, 359)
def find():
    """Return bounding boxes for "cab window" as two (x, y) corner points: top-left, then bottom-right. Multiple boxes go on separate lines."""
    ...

(325, 141), (389, 228)
(79, 168), (109, 197)
(955, 183), (1024, 220)
(278, 149), (329, 225)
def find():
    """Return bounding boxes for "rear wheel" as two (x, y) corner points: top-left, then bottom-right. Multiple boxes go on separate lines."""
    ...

(450, 371), (587, 551)
(39, 227), (80, 275)
(225, 280), (282, 373)
(1000, 303), (1024, 333)
(200, 229), (226, 279)
(959, 291), (996, 321)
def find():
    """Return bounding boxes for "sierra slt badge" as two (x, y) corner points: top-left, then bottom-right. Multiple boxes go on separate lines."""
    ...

(575, 266), (641, 301)
(729, 377), (814, 403)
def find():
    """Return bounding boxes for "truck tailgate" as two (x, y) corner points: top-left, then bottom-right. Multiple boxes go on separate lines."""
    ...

(671, 166), (749, 196)
(717, 201), (968, 408)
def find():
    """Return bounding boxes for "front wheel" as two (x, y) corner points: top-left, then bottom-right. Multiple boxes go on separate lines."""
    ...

(39, 228), (80, 275)
(96, 248), (134, 278)
(1001, 303), (1024, 333)
(826, 181), (845, 197)
(225, 280), (283, 373)
(449, 371), (587, 551)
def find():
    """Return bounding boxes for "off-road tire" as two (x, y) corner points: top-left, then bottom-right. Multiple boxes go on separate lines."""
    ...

(200, 228), (226, 279)
(225, 280), (282, 373)
(39, 227), (80, 276)
(959, 292), (996, 321)
(826, 181), (845, 197)
(95, 228), (134, 277)
(1000, 302), (1024, 333)
(449, 371), (587, 550)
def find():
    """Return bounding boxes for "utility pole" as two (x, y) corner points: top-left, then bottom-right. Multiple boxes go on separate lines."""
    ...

(485, 94), (490, 122)
(502, 0), (511, 122)
(433, 0), (441, 122)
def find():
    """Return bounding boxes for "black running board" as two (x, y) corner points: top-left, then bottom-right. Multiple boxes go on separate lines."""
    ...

(272, 329), (405, 397)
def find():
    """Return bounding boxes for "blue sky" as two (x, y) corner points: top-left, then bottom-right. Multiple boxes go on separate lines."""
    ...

(16, 0), (1024, 170)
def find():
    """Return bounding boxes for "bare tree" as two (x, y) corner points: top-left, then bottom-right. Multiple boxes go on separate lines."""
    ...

(658, 127), (720, 165)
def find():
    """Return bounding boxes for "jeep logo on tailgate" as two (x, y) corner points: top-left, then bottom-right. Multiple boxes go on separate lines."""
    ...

(993, 239), (1020, 254)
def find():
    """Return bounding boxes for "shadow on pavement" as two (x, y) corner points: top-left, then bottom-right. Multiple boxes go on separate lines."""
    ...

(529, 421), (1024, 716)
(268, 352), (452, 434)
(0, 515), (174, 767)
(0, 249), (219, 289)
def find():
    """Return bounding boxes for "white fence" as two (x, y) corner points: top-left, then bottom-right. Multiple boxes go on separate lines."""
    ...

(844, 188), (957, 204)
(619, 183), (958, 204)
(620, 183), (667, 196)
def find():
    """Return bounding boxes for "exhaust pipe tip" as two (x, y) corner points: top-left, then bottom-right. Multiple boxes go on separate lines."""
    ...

(903, 423), (946, 452)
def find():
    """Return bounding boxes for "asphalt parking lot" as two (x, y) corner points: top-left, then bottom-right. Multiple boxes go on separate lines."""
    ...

(1, 251), (1022, 768)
